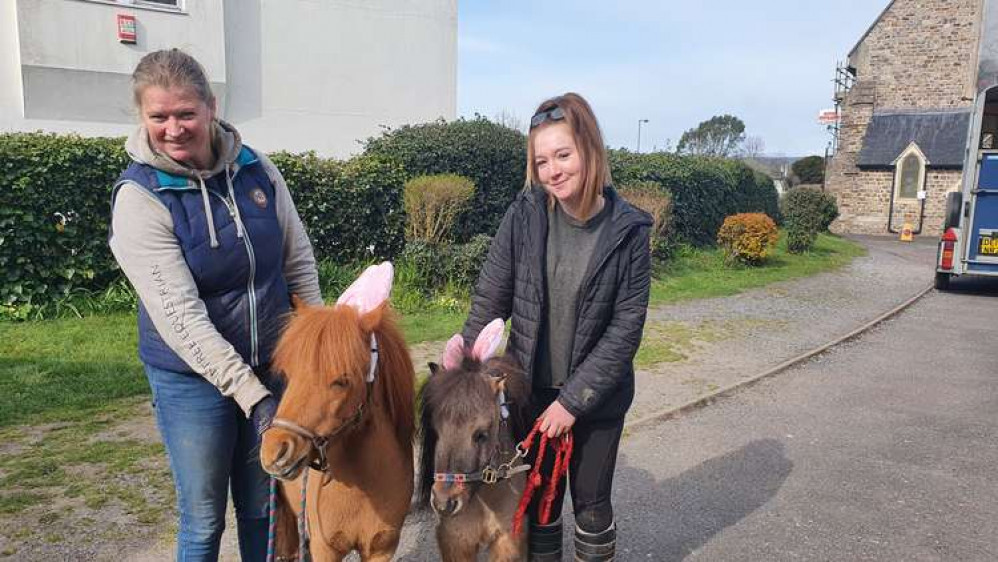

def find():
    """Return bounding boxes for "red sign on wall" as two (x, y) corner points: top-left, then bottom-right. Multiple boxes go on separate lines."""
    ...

(117, 14), (137, 44)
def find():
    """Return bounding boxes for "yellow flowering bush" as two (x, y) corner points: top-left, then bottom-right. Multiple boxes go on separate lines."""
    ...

(716, 213), (779, 265)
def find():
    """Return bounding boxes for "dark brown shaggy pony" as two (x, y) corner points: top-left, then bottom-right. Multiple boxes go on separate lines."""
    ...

(260, 263), (416, 562)
(418, 320), (532, 562)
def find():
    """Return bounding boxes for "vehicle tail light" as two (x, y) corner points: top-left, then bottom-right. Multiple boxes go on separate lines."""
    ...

(940, 228), (957, 270)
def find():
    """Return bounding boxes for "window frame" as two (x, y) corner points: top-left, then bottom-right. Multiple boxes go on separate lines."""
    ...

(892, 142), (928, 201)
(71, 0), (186, 14)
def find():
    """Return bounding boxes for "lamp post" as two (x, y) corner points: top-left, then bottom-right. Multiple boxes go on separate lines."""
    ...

(637, 119), (649, 153)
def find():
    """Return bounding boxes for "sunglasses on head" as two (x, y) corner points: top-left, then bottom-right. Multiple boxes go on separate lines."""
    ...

(529, 106), (565, 129)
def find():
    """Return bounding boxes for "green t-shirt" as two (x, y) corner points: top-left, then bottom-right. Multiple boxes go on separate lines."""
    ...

(535, 197), (612, 388)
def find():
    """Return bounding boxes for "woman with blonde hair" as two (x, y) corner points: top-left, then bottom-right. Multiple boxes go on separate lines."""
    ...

(109, 48), (321, 561)
(463, 92), (652, 561)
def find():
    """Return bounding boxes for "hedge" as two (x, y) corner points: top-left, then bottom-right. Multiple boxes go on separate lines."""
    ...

(609, 150), (779, 246)
(0, 133), (128, 319)
(364, 117), (526, 242)
(268, 151), (407, 263)
(1, 133), (407, 319)
(3, 129), (780, 319)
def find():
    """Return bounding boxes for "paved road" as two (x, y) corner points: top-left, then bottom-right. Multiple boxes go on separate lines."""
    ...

(615, 278), (998, 561)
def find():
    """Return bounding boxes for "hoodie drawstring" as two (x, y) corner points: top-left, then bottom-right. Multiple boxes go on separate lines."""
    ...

(226, 166), (245, 240)
(198, 175), (220, 249)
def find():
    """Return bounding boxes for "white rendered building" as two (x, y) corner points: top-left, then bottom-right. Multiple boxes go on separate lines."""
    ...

(0, 0), (457, 157)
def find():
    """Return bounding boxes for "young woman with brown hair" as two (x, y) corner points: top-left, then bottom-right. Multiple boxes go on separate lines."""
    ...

(463, 92), (653, 561)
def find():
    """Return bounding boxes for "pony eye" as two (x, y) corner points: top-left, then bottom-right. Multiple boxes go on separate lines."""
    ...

(472, 430), (488, 444)
(330, 377), (349, 389)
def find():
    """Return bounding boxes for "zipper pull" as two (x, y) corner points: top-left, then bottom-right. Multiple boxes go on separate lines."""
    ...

(227, 197), (245, 239)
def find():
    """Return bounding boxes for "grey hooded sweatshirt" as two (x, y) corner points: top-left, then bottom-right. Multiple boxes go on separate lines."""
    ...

(110, 121), (322, 416)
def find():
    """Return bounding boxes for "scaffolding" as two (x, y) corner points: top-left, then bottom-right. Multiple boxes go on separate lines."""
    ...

(827, 61), (855, 156)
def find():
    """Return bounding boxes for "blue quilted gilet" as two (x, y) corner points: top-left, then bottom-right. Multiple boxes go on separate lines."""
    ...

(114, 147), (291, 373)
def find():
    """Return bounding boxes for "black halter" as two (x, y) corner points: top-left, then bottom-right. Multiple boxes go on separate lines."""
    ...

(432, 388), (531, 485)
(267, 334), (378, 472)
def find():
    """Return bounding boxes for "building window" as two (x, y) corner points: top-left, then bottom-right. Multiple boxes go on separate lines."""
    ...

(74, 0), (184, 12)
(893, 143), (927, 200)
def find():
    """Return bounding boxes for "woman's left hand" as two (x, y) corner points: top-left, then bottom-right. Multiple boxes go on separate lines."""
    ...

(539, 400), (576, 438)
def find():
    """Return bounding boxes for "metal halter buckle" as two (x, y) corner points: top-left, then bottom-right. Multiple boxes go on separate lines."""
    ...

(481, 467), (498, 485)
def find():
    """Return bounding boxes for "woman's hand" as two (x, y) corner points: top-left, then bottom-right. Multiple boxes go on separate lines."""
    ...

(538, 400), (576, 438)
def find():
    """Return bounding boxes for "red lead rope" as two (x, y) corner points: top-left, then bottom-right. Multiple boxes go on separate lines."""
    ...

(511, 419), (574, 537)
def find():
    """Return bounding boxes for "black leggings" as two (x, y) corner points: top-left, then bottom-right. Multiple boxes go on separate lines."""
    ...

(528, 388), (624, 533)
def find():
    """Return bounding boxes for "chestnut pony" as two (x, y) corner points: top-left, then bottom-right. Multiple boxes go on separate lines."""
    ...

(260, 262), (416, 561)
(418, 319), (532, 562)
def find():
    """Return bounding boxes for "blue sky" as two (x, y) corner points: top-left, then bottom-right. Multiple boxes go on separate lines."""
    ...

(458, 1), (890, 157)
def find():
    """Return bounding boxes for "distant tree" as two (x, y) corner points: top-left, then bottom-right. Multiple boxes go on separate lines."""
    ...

(792, 155), (825, 184)
(493, 109), (525, 133)
(739, 135), (766, 158)
(676, 114), (746, 157)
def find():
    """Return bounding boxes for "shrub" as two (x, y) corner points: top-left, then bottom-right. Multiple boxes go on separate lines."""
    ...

(394, 233), (491, 297)
(618, 181), (674, 260)
(0, 132), (128, 320)
(268, 151), (407, 263)
(364, 117), (526, 241)
(780, 187), (838, 253)
(404, 174), (475, 244)
(792, 155), (825, 184)
(444, 234), (492, 289)
(716, 213), (779, 265)
(396, 239), (445, 294)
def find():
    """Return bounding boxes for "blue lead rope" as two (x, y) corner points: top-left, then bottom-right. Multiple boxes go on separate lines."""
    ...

(265, 471), (313, 562)
(266, 477), (277, 562)
(298, 468), (312, 561)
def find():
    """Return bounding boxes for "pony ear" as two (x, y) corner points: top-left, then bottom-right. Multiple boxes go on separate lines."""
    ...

(442, 334), (465, 371)
(336, 262), (393, 314)
(291, 294), (308, 311)
(471, 318), (505, 362)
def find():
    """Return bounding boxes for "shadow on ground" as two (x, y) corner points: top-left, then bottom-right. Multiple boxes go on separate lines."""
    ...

(616, 438), (792, 561)
(941, 274), (998, 297)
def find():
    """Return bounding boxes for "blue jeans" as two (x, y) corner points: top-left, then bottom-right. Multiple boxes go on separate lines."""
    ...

(145, 364), (271, 562)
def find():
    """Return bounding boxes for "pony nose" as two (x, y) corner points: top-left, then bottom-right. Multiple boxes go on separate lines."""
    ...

(431, 488), (463, 516)
(260, 431), (306, 479)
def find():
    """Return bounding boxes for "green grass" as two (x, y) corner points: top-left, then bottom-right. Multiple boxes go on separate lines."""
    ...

(0, 307), (463, 428)
(397, 307), (466, 344)
(650, 233), (866, 305)
(634, 321), (724, 368)
(0, 314), (145, 427)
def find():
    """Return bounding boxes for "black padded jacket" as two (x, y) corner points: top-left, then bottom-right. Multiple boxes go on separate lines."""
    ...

(463, 185), (653, 420)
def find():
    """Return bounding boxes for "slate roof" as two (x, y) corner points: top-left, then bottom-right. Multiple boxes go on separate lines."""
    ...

(857, 110), (971, 168)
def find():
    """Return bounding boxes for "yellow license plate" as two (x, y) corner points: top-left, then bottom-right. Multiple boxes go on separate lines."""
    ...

(979, 236), (998, 255)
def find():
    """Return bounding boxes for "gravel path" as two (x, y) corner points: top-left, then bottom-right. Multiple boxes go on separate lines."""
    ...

(627, 236), (936, 422)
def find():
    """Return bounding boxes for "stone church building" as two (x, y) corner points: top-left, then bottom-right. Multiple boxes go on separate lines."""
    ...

(825, 0), (982, 235)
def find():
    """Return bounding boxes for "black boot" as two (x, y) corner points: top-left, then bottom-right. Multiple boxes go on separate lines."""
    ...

(574, 522), (616, 562)
(529, 517), (563, 561)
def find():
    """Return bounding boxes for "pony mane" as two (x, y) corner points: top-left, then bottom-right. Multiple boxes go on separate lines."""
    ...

(272, 303), (415, 446)
(416, 352), (530, 507)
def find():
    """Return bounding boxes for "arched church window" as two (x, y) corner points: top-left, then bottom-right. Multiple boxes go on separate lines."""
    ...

(893, 145), (926, 200)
